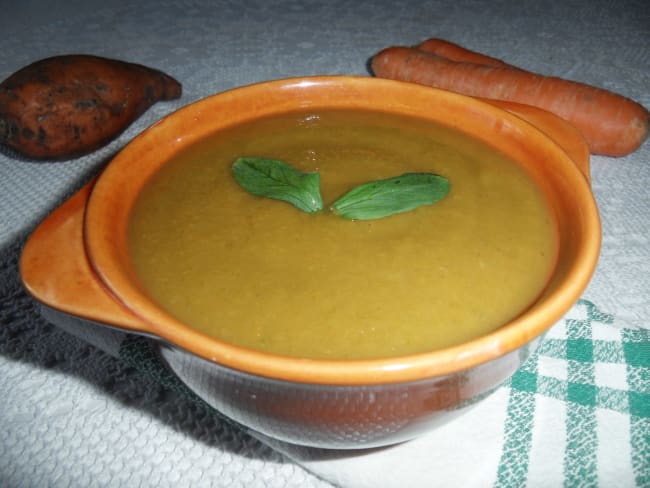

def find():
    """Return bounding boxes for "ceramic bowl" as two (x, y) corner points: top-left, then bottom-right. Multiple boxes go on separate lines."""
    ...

(21, 76), (600, 449)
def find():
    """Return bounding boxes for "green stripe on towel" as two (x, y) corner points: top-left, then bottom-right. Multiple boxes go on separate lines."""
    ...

(564, 312), (598, 487)
(623, 329), (650, 486)
(495, 350), (538, 487)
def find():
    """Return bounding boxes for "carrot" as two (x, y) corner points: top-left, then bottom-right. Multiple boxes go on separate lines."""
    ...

(0, 55), (182, 160)
(416, 38), (510, 68)
(370, 46), (649, 157)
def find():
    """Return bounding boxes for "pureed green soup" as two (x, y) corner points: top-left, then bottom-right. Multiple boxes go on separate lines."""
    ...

(128, 109), (559, 359)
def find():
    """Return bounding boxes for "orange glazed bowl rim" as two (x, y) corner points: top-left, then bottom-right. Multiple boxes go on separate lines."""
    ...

(83, 76), (601, 385)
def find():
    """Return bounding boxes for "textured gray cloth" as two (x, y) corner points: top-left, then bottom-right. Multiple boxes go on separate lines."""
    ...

(1, 1), (649, 487)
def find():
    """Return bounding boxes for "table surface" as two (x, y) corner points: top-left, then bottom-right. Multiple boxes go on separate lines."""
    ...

(1, 1), (648, 487)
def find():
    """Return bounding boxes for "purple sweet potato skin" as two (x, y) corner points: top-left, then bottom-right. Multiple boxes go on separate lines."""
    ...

(0, 55), (182, 160)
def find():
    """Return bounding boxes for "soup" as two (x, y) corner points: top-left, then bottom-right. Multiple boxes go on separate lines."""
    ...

(128, 109), (558, 359)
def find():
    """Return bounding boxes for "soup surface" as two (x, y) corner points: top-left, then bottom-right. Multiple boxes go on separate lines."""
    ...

(128, 109), (558, 359)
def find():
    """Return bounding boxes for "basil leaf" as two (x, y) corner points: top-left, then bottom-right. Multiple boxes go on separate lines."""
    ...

(232, 157), (323, 213)
(331, 173), (450, 220)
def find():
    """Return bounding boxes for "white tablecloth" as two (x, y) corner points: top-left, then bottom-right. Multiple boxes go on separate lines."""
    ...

(1, 1), (648, 487)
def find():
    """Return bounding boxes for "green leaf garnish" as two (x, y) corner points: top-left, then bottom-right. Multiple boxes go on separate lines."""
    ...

(331, 173), (450, 220)
(232, 157), (450, 220)
(232, 157), (323, 213)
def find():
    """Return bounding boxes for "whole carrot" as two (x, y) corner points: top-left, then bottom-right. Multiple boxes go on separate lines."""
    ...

(370, 46), (649, 157)
(416, 38), (510, 68)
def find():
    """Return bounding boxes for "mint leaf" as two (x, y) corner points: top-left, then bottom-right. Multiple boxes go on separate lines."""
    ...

(232, 157), (323, 213)
(331, 173), (450, 220)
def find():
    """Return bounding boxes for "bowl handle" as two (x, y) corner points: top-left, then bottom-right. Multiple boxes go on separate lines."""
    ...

(20, 179), (154, 334)
(485, 99), (591, 183)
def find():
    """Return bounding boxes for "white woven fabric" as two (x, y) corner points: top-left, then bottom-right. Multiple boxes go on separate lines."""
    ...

(1, 1), (648, 487)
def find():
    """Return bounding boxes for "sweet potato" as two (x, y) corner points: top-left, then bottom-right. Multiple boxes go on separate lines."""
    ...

(0, 54), (182, 160)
